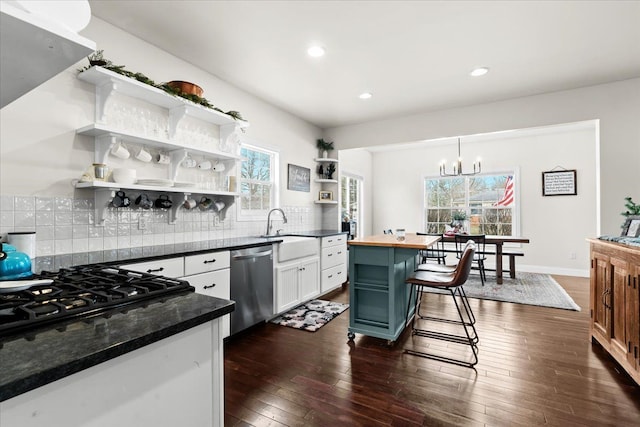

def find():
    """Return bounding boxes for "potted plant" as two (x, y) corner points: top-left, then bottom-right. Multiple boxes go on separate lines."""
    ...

(326, 162), (337, 179)
(87, 49), (109, 67)
(622, 197), (640, 217)
(451, 210), (468, 233)
(316, 138), (334, 158)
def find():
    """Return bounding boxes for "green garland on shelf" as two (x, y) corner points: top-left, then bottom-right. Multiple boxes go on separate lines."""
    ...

(78, 50), (245, 122)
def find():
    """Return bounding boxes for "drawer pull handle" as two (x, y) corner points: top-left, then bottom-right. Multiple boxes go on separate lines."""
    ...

(337, 271), (342, 275)
(203, 283), (217, 289)
(337, 251), (342, 255)
(328, 253), (333, 257)
(147, 267), (164, 273)
(203, 259), (217, 264)
(328, 275), (333, 278)
(328, 239), (333, 243)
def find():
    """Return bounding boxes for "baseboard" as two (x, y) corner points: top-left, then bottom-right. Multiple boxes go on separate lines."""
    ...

(517, 264), (590, 278)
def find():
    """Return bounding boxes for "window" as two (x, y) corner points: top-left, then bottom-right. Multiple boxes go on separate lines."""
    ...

(424, 174), (516, 235)
(239, 143), (278, 219)
(341, 173), (362, 238)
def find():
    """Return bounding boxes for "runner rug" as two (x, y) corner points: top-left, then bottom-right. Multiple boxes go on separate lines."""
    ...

(422, 272), (581, 311)
(271, 299), (349, 332)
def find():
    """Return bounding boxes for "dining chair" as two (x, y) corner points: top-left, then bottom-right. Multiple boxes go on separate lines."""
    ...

(417, 239), (474, 274)
(416, 232), (447, 265)
(454, 234), (487, 286)
(404, 243), (479, 368)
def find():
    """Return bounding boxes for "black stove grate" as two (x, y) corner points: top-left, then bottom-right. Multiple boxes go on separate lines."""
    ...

(0, 264), (194, 338)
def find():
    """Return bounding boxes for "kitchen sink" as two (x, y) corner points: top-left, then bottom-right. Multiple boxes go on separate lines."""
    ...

(271, 236), (318, 262)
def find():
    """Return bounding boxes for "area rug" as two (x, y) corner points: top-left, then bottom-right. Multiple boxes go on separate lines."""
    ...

(271, 300), (349, 332)
(422, 272), (581, 311)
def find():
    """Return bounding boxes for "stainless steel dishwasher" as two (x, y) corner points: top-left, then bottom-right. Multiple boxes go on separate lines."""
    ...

(230, 245), (274, 335)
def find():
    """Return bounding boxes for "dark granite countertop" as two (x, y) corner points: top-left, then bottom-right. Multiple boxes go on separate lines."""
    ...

(34, 231), (346, 273)
(0, 291), (234, 401)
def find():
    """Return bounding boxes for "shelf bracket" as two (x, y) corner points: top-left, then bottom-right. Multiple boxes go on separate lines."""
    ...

(168, 105), (188, 139)
(95, 80), (117, 123)
(219, 123), (241, 153)
(95, 134), (117, 164)
(94, 188), (117, 226)
(168, 193), (191, 224)
(168, 149), (189, 181)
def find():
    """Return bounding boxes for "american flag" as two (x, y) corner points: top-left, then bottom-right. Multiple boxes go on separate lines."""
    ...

(494, 176), (514, 206)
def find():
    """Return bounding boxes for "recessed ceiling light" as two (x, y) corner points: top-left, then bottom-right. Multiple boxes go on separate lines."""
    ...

(359, 92), (372, 99)
(470, 67), (489, 77)
(307, 46), (325, 57)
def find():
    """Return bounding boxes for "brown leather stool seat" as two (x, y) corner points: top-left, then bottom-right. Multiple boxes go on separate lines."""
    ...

(404, 242), (479, 368)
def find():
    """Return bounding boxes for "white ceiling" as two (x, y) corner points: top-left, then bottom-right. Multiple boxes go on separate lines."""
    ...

(88, 1), (640, 129)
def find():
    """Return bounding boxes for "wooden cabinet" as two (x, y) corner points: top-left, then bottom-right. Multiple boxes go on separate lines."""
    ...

(275, 256), (320, 314)
(589, 239), (640, 384)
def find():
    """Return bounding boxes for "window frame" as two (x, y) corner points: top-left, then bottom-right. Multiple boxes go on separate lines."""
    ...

(422, 170), (520, 237)
(237, 140), (280, 221)
(340, 171), (363, 238)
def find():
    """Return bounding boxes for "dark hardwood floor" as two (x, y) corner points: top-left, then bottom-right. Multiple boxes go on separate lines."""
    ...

(224, 275), (640, 426)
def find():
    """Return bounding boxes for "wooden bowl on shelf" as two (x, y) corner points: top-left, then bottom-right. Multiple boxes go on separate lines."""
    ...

(166, 81), (203, 97)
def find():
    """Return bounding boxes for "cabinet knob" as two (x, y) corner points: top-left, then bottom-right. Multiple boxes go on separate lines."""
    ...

(147, 267), (164, 273)
(203, 283), (217, 289)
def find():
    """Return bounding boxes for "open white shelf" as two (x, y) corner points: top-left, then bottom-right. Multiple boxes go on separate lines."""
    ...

(315, 179), (338, 184)
(78, 66), (249, 131)
(75, 181), (238, 225)
(314, 158), (339, 163)
(314, 200), (338, 205)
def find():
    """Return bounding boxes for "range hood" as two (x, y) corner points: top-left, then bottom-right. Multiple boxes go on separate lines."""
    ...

(0, 1), (96, 108)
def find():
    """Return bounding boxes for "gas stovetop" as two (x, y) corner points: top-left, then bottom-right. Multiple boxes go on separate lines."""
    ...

(0, 264), (194, 338)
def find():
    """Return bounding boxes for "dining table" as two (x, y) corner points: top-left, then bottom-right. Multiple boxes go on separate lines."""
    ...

(440, 234), (530, 284)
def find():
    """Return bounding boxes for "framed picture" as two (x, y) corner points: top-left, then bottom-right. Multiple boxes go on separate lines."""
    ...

(542, 169), (577, 196)
(287, 164), (310, 192)
(621, 215), (640, 237)
(319, 190), (333, 201)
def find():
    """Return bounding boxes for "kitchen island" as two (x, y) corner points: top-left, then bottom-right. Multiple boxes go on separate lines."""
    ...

(0, 291), (234, 427)
(347, 233), (440, 343)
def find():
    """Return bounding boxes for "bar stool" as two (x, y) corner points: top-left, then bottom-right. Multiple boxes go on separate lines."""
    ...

(404, 244), (479, 368)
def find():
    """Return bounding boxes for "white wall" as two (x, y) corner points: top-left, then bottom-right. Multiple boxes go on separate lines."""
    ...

(325, 78), (640, 238)
(359, 124), (597, 276)
(0, 17), (327, 261)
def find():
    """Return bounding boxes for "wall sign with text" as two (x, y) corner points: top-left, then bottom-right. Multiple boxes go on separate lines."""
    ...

(542, 169), (577, 196)
(287, 164), (310, 192)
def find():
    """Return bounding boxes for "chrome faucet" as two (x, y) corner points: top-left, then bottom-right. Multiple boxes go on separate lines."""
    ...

(266, 208), (288, 236)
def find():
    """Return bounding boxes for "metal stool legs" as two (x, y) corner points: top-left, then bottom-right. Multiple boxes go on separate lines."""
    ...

(404, 283), (479, 368)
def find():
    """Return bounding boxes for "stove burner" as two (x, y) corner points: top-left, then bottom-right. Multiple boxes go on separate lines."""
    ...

(0, 264), (194, 337)
(29, 303), (60, 316)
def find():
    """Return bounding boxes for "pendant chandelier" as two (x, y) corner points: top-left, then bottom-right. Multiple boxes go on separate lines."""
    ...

(439, 138), (481, 177)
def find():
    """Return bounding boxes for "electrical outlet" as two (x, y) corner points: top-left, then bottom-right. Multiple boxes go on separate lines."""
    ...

(214, 216), (220, 227)
(138, 217), (147, 230)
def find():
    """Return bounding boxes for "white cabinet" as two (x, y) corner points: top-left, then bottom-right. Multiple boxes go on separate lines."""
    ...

(182, 251), (231, 338)
(0, 320), (224, 427)
(75, 66), (249, 225)
(120, 257), (184, 278)
(320, 234), (348, 293)
(275, 256), (320, 314)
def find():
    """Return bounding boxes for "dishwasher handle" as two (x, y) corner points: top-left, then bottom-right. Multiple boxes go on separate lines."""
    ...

(232, 250), (273, 261)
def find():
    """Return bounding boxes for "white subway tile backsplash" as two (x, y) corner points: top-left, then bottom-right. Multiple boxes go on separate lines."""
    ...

(55, 239), (72, 254)
(1, 194), (321, 259)
(55, 225), (73, 240)
(54, 197), (73, 211)
(15, 211), (35, 228)
(36, 197), (54, 211)
(36, 211), (54, 226)
(14, 196), (35, 211)
(1, 196), (14, 211)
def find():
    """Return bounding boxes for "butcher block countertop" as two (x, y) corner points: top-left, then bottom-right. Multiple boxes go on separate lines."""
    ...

(348, 233), (440, 249)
